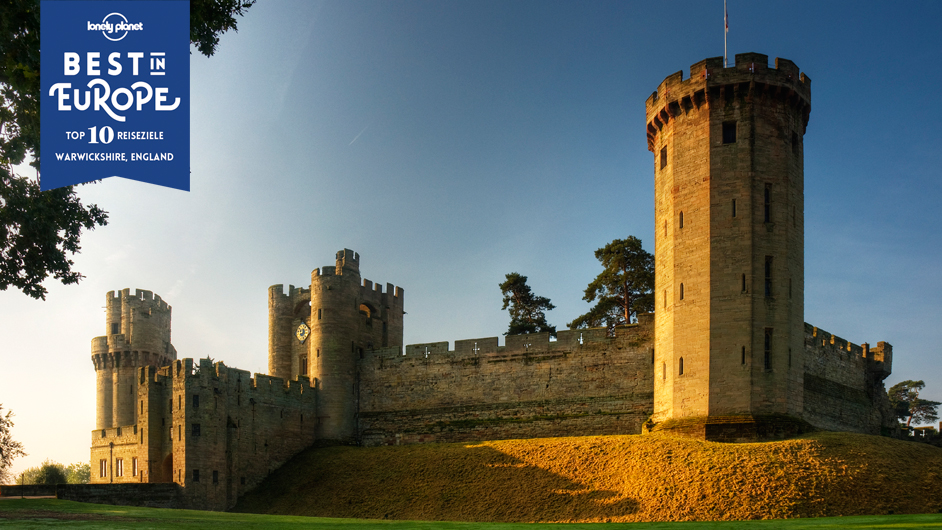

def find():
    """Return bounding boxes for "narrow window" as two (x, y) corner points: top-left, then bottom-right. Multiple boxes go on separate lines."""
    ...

(193, 469), (200, 483)
(662, 362), (666, 381)
(663, 219), (667, 237)
(741, 273), (746, 293)
(111, 322), (120, 335)
(679, 211), (684, 229)
(679, 283), (684, 300)
(140, 400), (143, 414)
(178, 425), (181, 441)
(765, 256), (773, 298)
(741, 346), (746, 365)
(316, 348), (320, 358)
(192, 394), (199, 408)
(100, 459), (107, 478)
(116, 458), (123, 477)
(132, 457), (138, 477)
(764, 184), (772, 223)
(732, 198), (737, 217)
(213, 470), (219, 484)
(299, 354), (308, 376)
(660, 146), (668, 169)
(791, 132), (799, 155)
(679, 357), (684, 376)
(177, 395), (181, 411)
(140, 428), (144, 444)
(192, 423), (201, 437)
(723, 121), (737, 144)
(764, 328), (773, 370)
(788, 347), (792, 368)
(318, 308), (322, 320)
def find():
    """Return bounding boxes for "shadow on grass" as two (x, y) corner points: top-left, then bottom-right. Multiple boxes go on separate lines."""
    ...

(233, 442), (639, 522)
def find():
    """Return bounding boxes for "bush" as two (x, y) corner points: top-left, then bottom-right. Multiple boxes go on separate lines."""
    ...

(16, 460), (88, 485)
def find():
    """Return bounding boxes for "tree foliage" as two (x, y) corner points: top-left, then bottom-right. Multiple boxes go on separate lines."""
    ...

(0, 405), (27, 484)
(888, 380), (941, 428)
(0, 0), (256, 299)
(67, 461), (91, 484)
(567, 237), (654, 331)
(15, 459), (87, 485)
(500, 272), (556, 337)
(191, 0), (258, 57)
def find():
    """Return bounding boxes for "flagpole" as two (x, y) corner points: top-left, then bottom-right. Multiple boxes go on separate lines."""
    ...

(724, 0), (728, 67)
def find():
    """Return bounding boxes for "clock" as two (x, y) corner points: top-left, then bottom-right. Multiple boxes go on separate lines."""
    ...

(296, 322), (310, 343)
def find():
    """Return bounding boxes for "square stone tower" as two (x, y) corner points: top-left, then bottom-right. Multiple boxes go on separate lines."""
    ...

(646, 53), (811, 439)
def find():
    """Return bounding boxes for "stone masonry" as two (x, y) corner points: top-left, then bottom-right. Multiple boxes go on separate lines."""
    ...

(88, 53), (897, 510)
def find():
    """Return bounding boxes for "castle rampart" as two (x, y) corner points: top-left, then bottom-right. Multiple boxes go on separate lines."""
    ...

(91, 355), (317, 511)
(357, 315), (656, 446)
(801, 324), (894, 434)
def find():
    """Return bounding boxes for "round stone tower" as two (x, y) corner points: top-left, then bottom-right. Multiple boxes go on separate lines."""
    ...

(269, 249), (404, 443)
(91, 289), (177, 429)
(646, 53), (811, 440)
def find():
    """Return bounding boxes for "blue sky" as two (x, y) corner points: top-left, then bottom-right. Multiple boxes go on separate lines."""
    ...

(3, 1), (941, 475)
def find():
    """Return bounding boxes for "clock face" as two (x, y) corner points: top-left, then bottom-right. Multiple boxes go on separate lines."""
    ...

(296, 322), (310, 343)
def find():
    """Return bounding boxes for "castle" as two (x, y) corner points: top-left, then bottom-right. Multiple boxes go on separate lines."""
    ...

(88, 54), (896, 510)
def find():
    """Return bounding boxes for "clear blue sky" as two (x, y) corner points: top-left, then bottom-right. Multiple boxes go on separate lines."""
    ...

(3, 1), (941, 476)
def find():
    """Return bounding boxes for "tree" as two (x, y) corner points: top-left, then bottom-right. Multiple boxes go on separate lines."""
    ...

(888, 380), (941, 428)
(0, 0), (257, 299)
(65, 461), (90, 484)
(500, 272), (556, 337)
(16, 459), (69, 485)
(0, 405), (27, 484)
(567, 237), (654, 331)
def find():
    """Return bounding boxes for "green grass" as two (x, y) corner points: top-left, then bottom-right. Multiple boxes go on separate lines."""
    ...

(0, 500), (940, 529)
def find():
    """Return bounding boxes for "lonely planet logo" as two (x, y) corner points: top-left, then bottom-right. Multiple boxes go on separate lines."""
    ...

(87, 12), (143, 41)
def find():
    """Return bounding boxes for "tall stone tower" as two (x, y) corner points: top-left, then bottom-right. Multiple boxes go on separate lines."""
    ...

(91, 289), (177, 430)
(646, 53), (811, 439)
(269, 249), (404, 443)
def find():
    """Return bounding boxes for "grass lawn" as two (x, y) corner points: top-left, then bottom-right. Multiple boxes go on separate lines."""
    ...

(0, 499), (940, 529)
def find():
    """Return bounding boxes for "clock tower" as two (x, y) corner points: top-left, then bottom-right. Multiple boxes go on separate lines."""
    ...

(268, 249), (404, 443)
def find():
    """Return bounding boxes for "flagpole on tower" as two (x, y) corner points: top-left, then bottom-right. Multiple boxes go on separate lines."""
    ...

(723, 0), (729, 68)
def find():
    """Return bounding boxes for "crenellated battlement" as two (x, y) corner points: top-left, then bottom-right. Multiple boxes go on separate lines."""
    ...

(645, 53), (811, 151)
(358, 279), (404, 306)
(365, 313), (654, 361)
(804, 323), (893, 381)
(106, 288), (171, 312)
(167, 358), (314, 397)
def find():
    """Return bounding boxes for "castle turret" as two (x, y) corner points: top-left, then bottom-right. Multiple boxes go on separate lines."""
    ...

(647, 54), (811, 439)
(91, 289), (177, 429)
(269, 249), (404, 443)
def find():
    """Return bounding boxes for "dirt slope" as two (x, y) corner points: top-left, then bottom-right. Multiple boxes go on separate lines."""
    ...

(232, 432), (942, 522)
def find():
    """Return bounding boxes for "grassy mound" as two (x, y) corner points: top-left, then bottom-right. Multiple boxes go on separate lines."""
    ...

(232, 432), (942, 523)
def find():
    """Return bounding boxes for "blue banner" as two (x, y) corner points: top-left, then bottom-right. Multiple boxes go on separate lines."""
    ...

(41, 0), (190, 191)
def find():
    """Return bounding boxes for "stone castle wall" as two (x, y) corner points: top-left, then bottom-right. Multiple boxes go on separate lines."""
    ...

(802, 324), (894, 434)
(91, 358), (316, 511)
(355, 315), (893, 445)
(356, 315), (656, 445)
